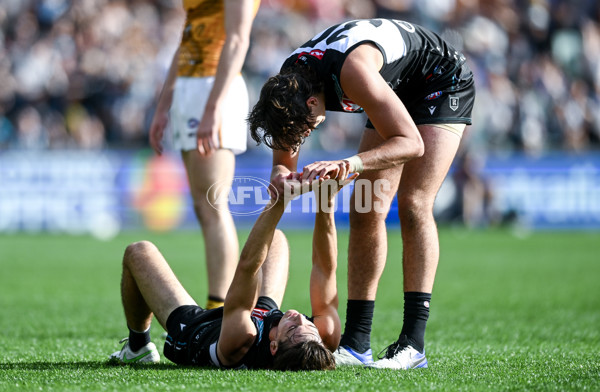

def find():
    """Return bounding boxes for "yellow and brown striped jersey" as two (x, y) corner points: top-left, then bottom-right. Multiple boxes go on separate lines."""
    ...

(177, 0), (260, 77)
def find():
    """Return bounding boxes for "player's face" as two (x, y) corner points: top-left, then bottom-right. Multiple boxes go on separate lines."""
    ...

(276, 309), (322, 345)
(304, 96), (326, 138)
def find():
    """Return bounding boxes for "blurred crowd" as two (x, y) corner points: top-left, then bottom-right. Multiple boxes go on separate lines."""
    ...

(0, 0), (599, 155)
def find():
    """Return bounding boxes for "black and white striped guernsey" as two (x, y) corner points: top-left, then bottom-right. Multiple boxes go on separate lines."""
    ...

(281, 19), (472, 114)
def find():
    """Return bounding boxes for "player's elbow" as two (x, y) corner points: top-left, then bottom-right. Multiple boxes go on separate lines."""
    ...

(415, 139), (425, 159)
(407, 133), (425, 160)
(227, 34), (250, 53)
(236, 253), (260, 276)
(388, 134), (424, 163)
(320, 315), (342, 352)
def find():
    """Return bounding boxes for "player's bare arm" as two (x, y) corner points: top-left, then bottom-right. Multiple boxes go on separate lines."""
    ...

(149, 48), (180, 155)
(301, 44), (425, 181)
(217, 199), (287, 365)
(196, 0), (256, 155)
(270, 148), (300, 199)
(310, 177), (357, 351)
(342, 44), (424, 166)
(217, 176), (316, 365)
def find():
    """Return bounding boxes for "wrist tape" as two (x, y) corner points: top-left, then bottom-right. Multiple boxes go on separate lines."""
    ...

(344, 155), (364, 173)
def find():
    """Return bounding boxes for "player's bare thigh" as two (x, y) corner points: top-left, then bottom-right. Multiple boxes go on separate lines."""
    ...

(124, 241), (197, 329)
(181, 149), (235, 202)
(398, 124), (464, 202)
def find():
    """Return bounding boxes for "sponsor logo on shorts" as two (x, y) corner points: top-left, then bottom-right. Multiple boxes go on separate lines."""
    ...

(187, 118), (199, 128)
(424, 91), (442, 101)
(449, 96), (459, 111)
(428, 106), (437, 115)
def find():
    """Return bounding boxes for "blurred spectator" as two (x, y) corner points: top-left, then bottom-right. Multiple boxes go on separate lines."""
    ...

(451, 149), (499, 228)
(0, 0), (184, 149)
(0, 0), (598, 154)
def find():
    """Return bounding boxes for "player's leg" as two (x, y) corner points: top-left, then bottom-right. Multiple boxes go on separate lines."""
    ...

(347, 132), (402, 300)
(335, 128), (402, 365)
(182, 149), (239, 309)
(121, 240), (197, 330)
(257, 229), (290, 307)
(171, 75), (248, 310)
(111, 240), (197, 364)
(371, 124), (462, 370)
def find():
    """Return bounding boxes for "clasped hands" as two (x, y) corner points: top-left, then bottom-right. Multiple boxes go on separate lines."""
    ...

(270, 159), (359, 205)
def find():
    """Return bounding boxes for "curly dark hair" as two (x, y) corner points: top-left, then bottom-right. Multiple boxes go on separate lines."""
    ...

(272, 340), (336, 371)
(248, 66), (324, 152)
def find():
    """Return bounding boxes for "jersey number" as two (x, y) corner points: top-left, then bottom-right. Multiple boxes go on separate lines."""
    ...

(303, 19), (415, 47)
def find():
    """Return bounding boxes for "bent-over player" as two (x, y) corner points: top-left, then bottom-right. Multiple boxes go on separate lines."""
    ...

(248, 18), (475, 369)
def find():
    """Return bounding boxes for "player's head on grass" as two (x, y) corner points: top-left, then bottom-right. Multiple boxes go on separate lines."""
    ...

(248, 65), (325, 152)
(273, 340), (335, 371)
(270, 309), (335, 371)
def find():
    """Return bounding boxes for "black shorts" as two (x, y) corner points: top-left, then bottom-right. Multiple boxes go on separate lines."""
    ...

(164, 305), (223, 366)
(163, 296), (279, 366)
(366, 62), (475, 128)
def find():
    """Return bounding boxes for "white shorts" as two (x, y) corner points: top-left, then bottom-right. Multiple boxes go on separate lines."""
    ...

(170, 75), (249, 154)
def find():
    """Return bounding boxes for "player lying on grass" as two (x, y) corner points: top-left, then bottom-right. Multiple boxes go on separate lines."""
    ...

(108, 175), (355, 370)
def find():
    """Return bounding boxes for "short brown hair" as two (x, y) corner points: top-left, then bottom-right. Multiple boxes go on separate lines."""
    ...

(272, 340), (336, 371)
(248, 66), (323, 152)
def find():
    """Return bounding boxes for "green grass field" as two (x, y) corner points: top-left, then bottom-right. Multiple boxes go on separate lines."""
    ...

(0, 227), (599, 391)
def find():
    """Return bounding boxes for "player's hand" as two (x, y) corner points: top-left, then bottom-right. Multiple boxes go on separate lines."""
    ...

(286, 172), (323, 195)
(269, 172), (289, 201)
(270, 172), (320, 204)
(313, 173), (359, 203)
(149, 110), (169, 155)
(301, 160), (351, 182)
(196, 109), (221, 156)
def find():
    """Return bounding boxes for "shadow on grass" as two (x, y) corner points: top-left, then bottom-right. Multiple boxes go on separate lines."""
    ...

(0, 361), (181, 371)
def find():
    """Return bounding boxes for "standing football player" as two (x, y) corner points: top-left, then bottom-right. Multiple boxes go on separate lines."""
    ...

(248, 18), (475, 369)
(149, 0), (260, 309)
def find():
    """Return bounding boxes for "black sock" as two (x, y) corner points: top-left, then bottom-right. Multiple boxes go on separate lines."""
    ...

(128, 326), (151, 352)
(208, 295), (225, 303)
(206, 295), (225, 310)
(339, 300), (374, 353)
(399, 292), (431, 353)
